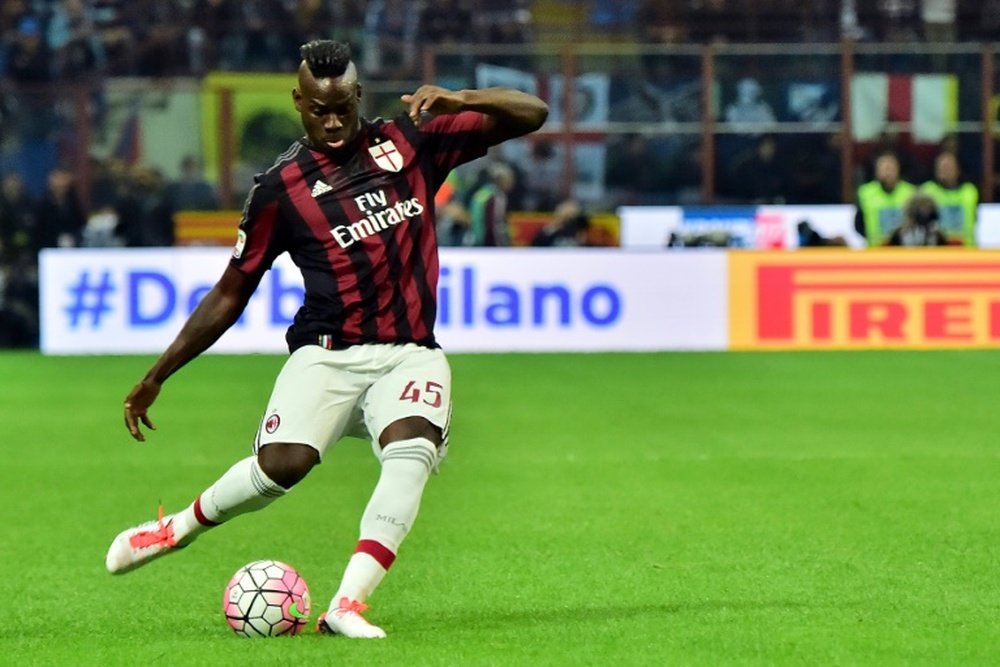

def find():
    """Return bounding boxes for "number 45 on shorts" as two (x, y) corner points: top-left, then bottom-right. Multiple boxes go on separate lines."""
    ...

(398, 380), (443, 408)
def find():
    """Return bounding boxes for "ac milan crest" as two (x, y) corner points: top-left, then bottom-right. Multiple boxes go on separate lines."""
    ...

(368, 140), (403, 172)
(265, 413), (281, 434)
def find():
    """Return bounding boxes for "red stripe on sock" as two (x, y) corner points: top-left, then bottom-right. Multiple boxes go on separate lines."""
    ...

(355, 539), (396, 570)
(192, 496), (219, 527)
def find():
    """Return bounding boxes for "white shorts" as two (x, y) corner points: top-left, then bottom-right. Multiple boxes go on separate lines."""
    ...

(253, 343), (452, 460)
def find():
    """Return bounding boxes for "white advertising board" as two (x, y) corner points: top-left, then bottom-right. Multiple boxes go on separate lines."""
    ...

(39, 248), (729, 354)
(619, 204), (864, 248)
(977, 204), (1000, 248)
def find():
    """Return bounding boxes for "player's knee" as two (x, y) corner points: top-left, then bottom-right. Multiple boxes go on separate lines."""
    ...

(379, 416), (442, 449)
(257, 443), (319, 489)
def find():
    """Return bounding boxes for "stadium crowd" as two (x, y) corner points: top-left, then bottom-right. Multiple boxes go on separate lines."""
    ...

(0, 1), (994, 81)
(0, 1), (992, 347)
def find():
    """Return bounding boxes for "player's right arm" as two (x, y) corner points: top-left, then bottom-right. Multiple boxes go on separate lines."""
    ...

(124, 265), (263, 441)
(124, 175), (284, 442)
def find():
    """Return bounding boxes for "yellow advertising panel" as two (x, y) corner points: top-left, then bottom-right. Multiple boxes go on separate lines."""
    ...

(200, 72), (299, 184)
(729, 250), (1000, 350)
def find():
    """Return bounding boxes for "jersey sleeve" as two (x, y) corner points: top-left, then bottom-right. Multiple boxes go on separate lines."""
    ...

(420, 110), (489, 174)
(229, 177), (285, 275)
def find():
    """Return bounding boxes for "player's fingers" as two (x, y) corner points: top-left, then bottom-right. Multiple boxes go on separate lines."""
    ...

(140, 414), (156, 431)
(124, 405), (145, 442)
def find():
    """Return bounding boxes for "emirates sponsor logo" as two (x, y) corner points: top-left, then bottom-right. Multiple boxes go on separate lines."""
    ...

(331, 188), (425, 248)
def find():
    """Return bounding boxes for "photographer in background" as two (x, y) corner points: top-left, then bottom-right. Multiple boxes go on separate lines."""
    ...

(886, 193), (947, 247)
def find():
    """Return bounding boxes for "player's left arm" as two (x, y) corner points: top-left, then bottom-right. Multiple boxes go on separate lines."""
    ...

(402, 86), (548, 146)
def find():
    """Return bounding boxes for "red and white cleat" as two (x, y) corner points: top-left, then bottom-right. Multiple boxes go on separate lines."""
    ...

(317, 597), (387, 638)
(105, 505), (181, 574)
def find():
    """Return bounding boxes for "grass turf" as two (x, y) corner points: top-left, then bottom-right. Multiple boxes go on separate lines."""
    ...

(1, 350), (998, 665)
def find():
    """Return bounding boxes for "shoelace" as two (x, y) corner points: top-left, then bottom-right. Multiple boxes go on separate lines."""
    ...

(128, 503), (177, 549)
(337, 597), (370, 615)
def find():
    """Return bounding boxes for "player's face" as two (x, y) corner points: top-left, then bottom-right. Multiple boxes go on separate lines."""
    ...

(294, 69), (362, 155)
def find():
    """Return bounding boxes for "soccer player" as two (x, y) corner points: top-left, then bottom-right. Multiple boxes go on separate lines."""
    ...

(105, 40), (548, 639)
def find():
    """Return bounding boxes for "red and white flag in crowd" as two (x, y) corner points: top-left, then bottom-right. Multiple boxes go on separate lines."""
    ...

(851, 73), (958, 144)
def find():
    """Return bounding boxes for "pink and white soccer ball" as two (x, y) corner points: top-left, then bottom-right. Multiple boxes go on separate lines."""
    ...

(223, 560), (311, 637)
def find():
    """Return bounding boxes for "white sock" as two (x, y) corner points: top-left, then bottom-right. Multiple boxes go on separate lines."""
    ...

(171, 456), (286, 544)
(331, 437), (436, 607)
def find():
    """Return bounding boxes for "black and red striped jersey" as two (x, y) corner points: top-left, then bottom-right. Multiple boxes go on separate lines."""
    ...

(230, 111), (487, 352)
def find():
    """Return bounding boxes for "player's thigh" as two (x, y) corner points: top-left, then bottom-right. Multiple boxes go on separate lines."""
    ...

(363, 345), (452, 446)
(254, 345), (368, 460)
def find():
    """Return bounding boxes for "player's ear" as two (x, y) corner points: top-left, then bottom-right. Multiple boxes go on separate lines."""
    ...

(292, 87), (303, 112)
(355, 83), (363, 101)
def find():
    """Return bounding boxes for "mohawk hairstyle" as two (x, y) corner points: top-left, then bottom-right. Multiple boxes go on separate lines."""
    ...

(300, 40), (352, 78)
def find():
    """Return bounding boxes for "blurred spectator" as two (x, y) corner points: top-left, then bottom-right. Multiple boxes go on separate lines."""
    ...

(362, 0), (422, 78)
(840, 0), (867, 40)
(719, 77), (777, 194)
(961, 0), (1000, 41)
(433, 170), (472, 246)
(520, 141), (562, 211)
(0, 172), (36, 262)
(686, 0), (744, 44)
(858, 130), (921, 184)
(887, 193), (946, 246)
(636, 0), (685, 43)
(724, 77), (776, 131)
(920, 151), (977, 246)
(329, 0), (368, 56)
(589, 0), (640, 38)
(34, 168), (86, 249)
(292, 0), (336, 45)
(0, 254), (38, 347)
(725, 134), (787, 204)
(605, 133), (674, 203)
(207, 0), (293, 72)
(797, 219), (848, 247)
(116, 165), (175, 247)
(857, 0), (921, 42)
(794, 1), (841, 41)
(419, 0), (472, 45)
(47, 0), (106, 78)
(472, 0), (533, 50)
(81, 204), (121, 247)
(83, 157), (127, 247)
(788, 133), (843, 204)
(88, 156), (125, 212)
(468, 162), (515, 247)
(531, 199), (590, 247)
(0, 0), (32, 39)
(166, 155), (218, 211)
(437, 201), (472, 247)
(90, 0), (137, 75)
(6, 15), (53, 83)
(921, 0), (957, 41)
(124, 0), (194, 76)
(855, 152), (917, 246)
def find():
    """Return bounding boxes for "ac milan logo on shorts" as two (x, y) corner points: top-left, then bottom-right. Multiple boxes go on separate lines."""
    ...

(265, 414), (281, 434)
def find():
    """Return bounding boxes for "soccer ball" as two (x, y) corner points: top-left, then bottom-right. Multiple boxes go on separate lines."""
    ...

(223, 560), (311, 637)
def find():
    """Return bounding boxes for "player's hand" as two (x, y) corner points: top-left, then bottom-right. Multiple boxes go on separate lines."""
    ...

(124, 379), (161, 442)
(401, 86), (465, 126)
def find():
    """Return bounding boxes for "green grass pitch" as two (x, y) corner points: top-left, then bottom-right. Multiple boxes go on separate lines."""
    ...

(1, 350), (999, 665)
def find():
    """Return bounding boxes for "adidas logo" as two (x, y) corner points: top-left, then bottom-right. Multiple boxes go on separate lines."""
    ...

(311, 180), (333, 198)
